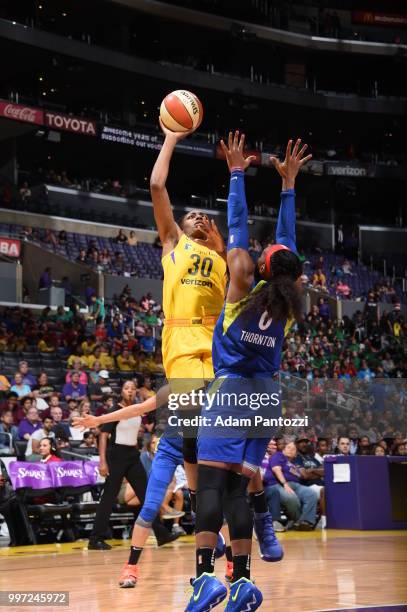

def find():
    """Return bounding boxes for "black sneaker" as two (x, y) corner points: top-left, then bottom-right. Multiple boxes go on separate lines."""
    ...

(88, 539), (112, 550)
(156, 530), (180, 547)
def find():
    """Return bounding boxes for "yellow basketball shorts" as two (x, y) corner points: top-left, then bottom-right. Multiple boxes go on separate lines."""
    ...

(162, 324), (215, 387)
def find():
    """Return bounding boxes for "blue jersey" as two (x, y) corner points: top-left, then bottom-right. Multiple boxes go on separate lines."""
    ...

(212, 280), (292, 377)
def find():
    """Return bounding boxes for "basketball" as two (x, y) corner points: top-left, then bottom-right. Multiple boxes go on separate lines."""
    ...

(160, 90), (203, 132)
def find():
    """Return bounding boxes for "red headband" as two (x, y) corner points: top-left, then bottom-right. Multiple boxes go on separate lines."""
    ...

(264, 244), (290, 276)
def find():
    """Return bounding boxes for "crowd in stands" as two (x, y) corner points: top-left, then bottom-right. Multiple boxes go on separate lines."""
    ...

(261, 430), (406, 532)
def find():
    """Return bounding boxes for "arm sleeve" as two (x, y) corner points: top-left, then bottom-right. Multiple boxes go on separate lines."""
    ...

(227, 169), (249, 252)
(276, 189), (297, 254)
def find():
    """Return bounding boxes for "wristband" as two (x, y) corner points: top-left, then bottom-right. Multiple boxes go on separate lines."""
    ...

(230, 166), (244, 173)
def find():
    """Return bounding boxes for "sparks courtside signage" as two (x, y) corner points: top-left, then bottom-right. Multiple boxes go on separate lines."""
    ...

(45, 111), (97, 136)
(0, 238), (21, 258)
(0, 101), (44, 125)
(9, 461), (100, 490)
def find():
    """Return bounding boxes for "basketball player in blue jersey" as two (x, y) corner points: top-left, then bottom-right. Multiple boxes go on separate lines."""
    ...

(185, 133), (312, 611)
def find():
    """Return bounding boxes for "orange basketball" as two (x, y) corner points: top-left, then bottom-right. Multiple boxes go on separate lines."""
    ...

(160, 90), (203, 133)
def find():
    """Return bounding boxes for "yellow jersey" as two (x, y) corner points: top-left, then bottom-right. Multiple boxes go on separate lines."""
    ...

(162, 233), (227, 320)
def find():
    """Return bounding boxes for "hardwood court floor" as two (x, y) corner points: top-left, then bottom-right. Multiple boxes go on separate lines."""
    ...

(0, 531), (406, 612)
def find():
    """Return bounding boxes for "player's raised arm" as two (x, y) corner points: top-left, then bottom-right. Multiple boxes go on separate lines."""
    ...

(150, 119), (193, 255)
(73, 385), (170, 429)
(271, 139), (312, 254)
(220, 131), (256, 302)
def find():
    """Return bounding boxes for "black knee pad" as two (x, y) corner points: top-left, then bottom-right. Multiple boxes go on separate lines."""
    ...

(183, 437), (197, 464)
(195, 465), (228, 535)
(224, 471), (253, 541)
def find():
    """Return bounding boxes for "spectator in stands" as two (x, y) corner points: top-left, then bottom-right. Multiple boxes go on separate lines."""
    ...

(38, 331), (56, 353)
(49, 406), (70, 438)
(19, 181), (31, 203)
(117, 349), (137, 372)
(342, 259), (353, 275)
(336, 436), (351, 455)
(10, 373), (32, 399)
(25, 416), (55, 461)
(39, 267), (53, 290)
(115, 229), (127, 244)
(95, 395), (114, 417)
(0, 410), (18, 449)
(312, 268), (327, 290)
(62, 372), (87, 402)
(127, 231), (138, 246)
(76, 248), (87, 264)
(82, 335), (97, 356)
(372, 444), (386, 456)
(68, 410), (85, 441)
(348, 426), (360, 455)
(89, 294), (106, 324)
(318, 297), (330, 322)
(17, 406), (41, 441)
(58, 230), (67, 245)
(42, 229), (58, 248)
(88, 370), (113, 404)
(0, 392), (22, 425)
(38, 437), (61, 463)
(140, 328), (156, 355)
(265, 440), (318, 530)
(80, 431), (97, 449)
(356, 435), (371, 455)
(77, 400), (91, 419)
(336, 279), (351, 298)
(66, 360), (88, 386)
(14, 361), (36, 388)
(99, 345), (115, 371)
(392, 442), (406, 456)
(0, 374), (10, 393)
(33, 372), (55, 404)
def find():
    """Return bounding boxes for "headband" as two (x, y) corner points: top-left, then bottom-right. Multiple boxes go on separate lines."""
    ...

(264, 244), (290, 276)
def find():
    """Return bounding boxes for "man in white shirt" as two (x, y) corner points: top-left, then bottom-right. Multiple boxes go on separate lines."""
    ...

(25, 416), (55, 461)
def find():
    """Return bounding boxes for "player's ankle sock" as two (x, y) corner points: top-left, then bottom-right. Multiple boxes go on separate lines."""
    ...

(196, 547), (215, 577)
(250, 490), (268, 515)
(189, 489), (197, 513)
(233, 554), (251, 581)
(128, 546), (143, 565)
(225, 546), (233, 562)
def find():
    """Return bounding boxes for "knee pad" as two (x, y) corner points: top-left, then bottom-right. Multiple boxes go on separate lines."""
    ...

(183, 437), (197, 464)
(195, 465), (228, 535)
(138, 500), (161, 527)
(224, 471), (253, 541)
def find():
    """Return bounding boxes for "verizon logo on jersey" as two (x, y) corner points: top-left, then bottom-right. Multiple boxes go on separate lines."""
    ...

(240, 330), (277, 347)
(181, 278), (213, 287)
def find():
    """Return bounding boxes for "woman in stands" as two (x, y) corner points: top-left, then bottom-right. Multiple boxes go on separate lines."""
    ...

(38, 437), (61, 463)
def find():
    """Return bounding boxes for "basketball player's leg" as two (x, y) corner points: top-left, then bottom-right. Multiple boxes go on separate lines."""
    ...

(243, 438), (284, 562)
(118, 440), (182, 587)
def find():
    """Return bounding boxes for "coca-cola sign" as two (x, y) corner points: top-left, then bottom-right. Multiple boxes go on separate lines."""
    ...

(0, 101), (44, 125)
(45, 111), (96, 136)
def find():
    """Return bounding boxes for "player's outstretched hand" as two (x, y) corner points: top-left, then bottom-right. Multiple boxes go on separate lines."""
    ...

(220, 130), (256, 172)
(194, 220), (225, 255)
(159, 117), (194, 142)
(72, 415), (100, 430)
(270, 139), (312, 189)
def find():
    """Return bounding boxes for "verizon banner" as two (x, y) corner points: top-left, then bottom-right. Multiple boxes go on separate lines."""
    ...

(45, 111), (97, 136)
(0, 238), (21, 258)
(0, 101), (43, 125)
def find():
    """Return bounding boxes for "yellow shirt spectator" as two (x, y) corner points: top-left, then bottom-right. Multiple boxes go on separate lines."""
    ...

(81, 339), (97, 356)
(117, 351), (137, 372)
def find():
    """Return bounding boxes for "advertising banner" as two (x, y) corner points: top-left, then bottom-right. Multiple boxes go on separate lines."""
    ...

(0, 238), (21, 258)
(0, 101), (44, 125)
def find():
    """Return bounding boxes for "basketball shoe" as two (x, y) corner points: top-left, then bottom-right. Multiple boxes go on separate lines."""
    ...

(118, 563), (138, 588)
(224, 577), (263, 611)
(185, 573), (227, 611)
(253, 511), (284, 562)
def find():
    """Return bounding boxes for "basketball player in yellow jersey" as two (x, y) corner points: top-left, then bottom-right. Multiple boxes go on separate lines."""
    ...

(150, 119), (227, 501)
(151, 119), (227, 382)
